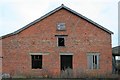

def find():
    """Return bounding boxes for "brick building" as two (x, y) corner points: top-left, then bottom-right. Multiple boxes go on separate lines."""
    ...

(0, 4), (113, 78)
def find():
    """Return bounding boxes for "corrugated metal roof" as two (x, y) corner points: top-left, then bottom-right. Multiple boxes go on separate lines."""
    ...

(112, 46), (120, 56)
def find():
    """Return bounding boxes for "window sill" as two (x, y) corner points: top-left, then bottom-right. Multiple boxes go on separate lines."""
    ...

(31, 68), (42, 70)
(57, 46), (66, 48)
(56, 30), (66, 31)
(86, 69), (100, 71)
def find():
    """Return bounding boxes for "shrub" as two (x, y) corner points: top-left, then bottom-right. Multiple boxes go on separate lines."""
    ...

(60, 68), (73, 78)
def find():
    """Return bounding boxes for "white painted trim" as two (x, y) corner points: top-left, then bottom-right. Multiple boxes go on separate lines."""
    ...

(59, 53), (73, 55)
(57, 36), (65, 47)
(57, 37), (58, 47)
(29, 53), (49, 55)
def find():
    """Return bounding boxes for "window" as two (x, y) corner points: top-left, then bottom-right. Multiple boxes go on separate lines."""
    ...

(57, 23), (66, 30)
(58, 37), (65, 46)
(31, 55), (42, 69)
(87, 53), (99, 69)
(55, 35), (67, 47)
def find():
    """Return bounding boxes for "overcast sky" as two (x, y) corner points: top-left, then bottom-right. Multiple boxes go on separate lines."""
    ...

(0, 0), (119, 47)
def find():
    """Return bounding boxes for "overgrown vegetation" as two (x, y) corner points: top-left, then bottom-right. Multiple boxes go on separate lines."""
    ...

(1, 68), (120, 79)
(116, 63), (120, 74)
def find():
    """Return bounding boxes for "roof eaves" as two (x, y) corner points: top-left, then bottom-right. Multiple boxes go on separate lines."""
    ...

(0, 32), (15, 39)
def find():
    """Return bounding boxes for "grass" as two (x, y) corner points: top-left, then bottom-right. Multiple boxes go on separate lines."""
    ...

(2, 78), (120, 80)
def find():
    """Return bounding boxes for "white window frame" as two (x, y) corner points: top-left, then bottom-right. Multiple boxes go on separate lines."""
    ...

(87, 53), (100, 70)
(57, 36), (65, 47)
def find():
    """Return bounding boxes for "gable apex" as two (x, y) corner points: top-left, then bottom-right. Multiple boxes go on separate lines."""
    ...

(1, 4), (113, 39)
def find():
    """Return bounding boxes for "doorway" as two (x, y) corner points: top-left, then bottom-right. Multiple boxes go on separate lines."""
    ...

(60, 55), (73, 70)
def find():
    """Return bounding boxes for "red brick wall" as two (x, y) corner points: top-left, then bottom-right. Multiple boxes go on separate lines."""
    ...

(2, 9), (112, 78)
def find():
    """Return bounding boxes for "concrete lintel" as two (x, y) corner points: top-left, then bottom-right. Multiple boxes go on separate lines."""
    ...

(59, 53), (73, 55)
(86, 52), (100, 55)
(29, 53), (49, 55)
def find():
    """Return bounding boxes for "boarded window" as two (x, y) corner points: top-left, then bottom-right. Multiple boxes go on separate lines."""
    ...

(58, 37), (65, 46)
(57, 23), (66, 30)
(31, 55), (42, 69)
(87, 53), (99, 69)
